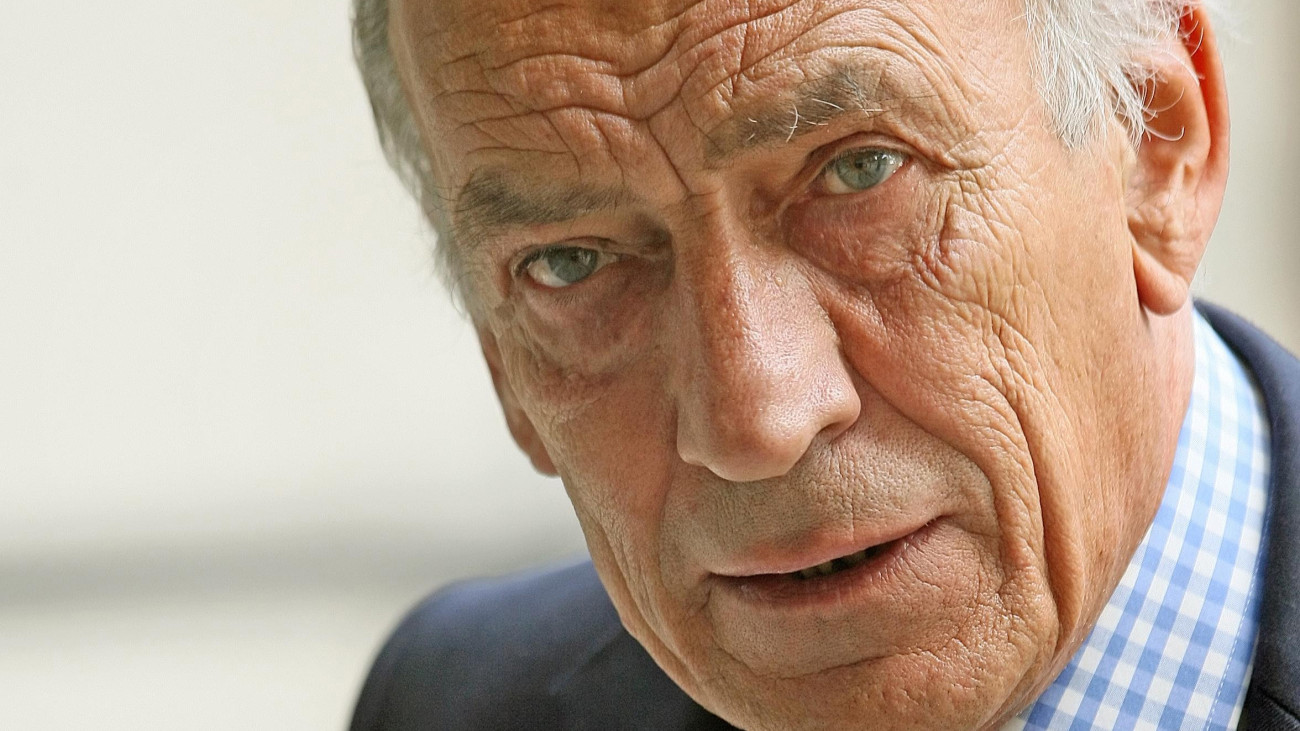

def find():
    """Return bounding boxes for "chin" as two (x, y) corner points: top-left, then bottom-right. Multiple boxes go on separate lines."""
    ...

(683, 649), (1050, 731)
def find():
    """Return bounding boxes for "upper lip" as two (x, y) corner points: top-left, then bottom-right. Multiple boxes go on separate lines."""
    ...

(710, 517), (935, 578)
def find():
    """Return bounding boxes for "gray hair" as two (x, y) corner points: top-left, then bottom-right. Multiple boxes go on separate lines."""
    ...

(352, 0), (461, 287)
(351, 0), (1222, 289)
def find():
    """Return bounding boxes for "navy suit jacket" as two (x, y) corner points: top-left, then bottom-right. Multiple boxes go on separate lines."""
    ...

(351, 304), (1299, 730)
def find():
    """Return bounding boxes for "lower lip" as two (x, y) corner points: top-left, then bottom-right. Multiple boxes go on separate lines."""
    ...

(716, 519), (942, 606)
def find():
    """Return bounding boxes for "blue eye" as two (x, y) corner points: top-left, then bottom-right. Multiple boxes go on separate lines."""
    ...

(521, 246), (615, 288)
(823, 148), (907, 194)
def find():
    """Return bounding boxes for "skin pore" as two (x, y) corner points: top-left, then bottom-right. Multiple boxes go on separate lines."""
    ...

(388, 0), (1228, 727)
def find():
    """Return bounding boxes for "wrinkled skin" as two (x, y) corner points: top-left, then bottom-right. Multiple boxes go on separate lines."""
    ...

(387, 0), (1229, 727)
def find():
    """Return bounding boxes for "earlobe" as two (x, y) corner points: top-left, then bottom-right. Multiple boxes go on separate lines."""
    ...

(478, 326), (559, 476)
(1132, 244), (1192, 316)
(1126, 6), (1230, 315)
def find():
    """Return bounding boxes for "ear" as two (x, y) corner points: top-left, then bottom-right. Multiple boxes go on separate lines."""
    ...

(1127, 6), (1230, 315)
(477, 325), (558, 476)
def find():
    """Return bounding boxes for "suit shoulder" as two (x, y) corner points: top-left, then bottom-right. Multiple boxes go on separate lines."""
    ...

(350, 558), (621, 731)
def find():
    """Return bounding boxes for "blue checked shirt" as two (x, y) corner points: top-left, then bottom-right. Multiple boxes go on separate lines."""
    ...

(1005, 312), (1272, 730)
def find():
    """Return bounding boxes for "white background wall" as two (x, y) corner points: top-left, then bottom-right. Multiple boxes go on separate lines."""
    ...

(1, 1), (1295, 729)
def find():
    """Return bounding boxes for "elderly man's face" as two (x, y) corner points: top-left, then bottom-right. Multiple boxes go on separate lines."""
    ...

(391, 0), (1215, 727)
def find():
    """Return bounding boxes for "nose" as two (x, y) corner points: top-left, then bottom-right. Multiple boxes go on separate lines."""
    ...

(671, 240), (861, 483)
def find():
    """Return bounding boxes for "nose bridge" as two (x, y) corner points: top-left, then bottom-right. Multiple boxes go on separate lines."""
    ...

(671, 219), (860, 483)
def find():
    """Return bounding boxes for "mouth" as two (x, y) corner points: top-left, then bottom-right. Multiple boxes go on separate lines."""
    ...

(714, 519), (940, 602)
(703, 517), (973, 674)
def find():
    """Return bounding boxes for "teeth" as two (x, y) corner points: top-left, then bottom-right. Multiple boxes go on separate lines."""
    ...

(798, 561), (834, 580)
(793, 546), (883, 580)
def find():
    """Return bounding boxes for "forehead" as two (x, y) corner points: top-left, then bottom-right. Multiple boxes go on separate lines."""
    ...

(390, 0), (1032, 221)
(392, 0), (809, 109)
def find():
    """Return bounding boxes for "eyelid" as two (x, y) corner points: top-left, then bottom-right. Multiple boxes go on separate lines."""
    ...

(808, 129), (906, 165)
(822, 144), (909, 172)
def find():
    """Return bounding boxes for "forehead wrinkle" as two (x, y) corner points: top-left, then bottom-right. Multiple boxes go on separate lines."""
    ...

(407, 0), (692, 93)
(453, 168), (631, 240)
(704, 63), (920, 162)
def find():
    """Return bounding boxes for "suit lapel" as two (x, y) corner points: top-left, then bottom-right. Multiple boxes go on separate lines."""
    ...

(554, 629), (737, 729)
(1200, 303), (1300, 729)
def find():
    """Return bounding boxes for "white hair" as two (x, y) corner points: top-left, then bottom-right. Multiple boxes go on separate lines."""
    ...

(351, 0), (1224, 285)
(1025, 0), (1225, 145)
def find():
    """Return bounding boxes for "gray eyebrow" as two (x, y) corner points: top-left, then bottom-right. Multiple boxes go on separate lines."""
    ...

(705, 64), (914, 162)
(452, 169), (630, 237)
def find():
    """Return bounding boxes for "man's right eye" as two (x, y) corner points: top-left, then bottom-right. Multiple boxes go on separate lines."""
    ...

(519, 246), (616, 288)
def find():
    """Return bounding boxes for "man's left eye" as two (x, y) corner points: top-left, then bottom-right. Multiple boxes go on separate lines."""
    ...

(520, 246), (617, 288)
(822, 148), (907, 195)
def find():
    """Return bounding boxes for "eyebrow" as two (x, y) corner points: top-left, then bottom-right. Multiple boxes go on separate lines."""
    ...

(705, 64), (920, 162)
(453, 170), (630, 239)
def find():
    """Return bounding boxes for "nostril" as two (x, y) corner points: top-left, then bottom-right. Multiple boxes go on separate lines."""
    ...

(677, 422), (811, 483)
(677, 441), (806, 484)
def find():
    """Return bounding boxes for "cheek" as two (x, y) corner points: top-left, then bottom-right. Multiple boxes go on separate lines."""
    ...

(502, 332), (681, 574)
(793, 176), (1039, 491)
(797, 177), (1060, 587)
(503, 326), (666, 480)
(543, 372), (707, 661)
